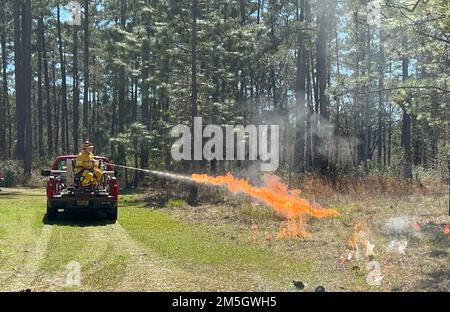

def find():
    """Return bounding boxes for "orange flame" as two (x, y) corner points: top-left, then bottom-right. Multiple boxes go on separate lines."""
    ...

(277, 217), (311, 239)
(412, 221), (421, 232)
(346, 222), (369, 250)
(444, 224), (449, 235)
(192, 172), (339, 237)
(250, 224), (259, 243)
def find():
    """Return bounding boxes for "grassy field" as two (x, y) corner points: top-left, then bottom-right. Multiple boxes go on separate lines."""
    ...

(0, 186), (448, 292)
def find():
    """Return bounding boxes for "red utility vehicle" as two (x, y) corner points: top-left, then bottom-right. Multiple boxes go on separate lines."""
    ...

(41, 155), (119, 221)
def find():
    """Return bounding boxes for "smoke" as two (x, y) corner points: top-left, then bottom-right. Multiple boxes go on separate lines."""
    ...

(231, 161), (266, 185)
(306, 112), (359, 165)
(249, 95), (360, 167)
(382, 216), (421, 239)
(214, 95), (361, 171)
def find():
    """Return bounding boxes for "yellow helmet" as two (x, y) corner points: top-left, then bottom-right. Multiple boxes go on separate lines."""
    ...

(82, 141), (94, 150)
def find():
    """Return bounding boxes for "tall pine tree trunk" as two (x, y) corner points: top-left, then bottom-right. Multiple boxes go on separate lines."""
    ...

(23, 0), (32, 176)
(111, 75), (117, 160)
(188, 0), (199, 206)
(363, 25), (371, 171)
(57, 3), (68, 152)
(72, 25), (79, 152)
(0, 0), (9, 159)
(377, 30), (384, 166)
(334, 23), (341, 164)
(37, 17), (44, 159)
(41, 18), (53, 156)
(401, 38), (412, 179)
(294, 0), (306, 172)
(316, 8), (329, 173)
(83, 0), (89, 141)
(13, 0), (24, 161)
(117, 0), (127, 175)
(51, 52), (59, 154)
(269, 0), (277, 111)
(430, 96), (439, 168)
(140, 3), (151, 174)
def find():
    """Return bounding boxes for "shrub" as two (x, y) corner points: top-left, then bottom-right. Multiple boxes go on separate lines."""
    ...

(25, 169), (47, 188)
(0, 160), (20, 187)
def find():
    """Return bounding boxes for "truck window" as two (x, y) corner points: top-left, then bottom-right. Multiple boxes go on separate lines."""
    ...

(57, 160), (67, 170)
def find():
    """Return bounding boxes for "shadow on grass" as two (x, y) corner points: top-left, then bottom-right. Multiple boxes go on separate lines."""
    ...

(42, 212), (116, 227)
(140, 197), (167, 209)
(0, 189), (20, 194)
(0, 191), (45, 198)
(118, 187), (147, 195)
(0, 191), (28, 198)
(120, 193), (168, 209)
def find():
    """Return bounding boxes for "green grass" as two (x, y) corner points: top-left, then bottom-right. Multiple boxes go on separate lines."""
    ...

(39, 227), (90, 274)
(0, 189), (46, 289)
(119, 204), (312, 282)
(237, 203), (276, 220)
(0, 188), (312, 291)
(1, 187), (446, 291)
(165, 198), (187, 208)
(82, 243), (129, 290)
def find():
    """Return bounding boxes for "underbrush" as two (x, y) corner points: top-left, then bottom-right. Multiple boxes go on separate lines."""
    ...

(0, 159), (52, 188)
(288, 174), (443, 203)
(0, 160), (20, 186)
(142, 168), (446, 209)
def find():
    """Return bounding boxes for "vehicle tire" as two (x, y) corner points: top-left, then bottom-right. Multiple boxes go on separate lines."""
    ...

(107, 204), (118, 221)
(46, 201), (57, 220)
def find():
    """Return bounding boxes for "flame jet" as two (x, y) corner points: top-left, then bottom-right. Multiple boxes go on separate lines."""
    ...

(192, 172), (339, 237)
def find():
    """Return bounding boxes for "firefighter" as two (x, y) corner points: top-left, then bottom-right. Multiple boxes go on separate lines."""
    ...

(75, 141), (103, 187)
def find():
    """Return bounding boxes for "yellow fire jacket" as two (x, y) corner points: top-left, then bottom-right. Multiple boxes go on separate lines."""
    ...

(75, 150), (96, 173)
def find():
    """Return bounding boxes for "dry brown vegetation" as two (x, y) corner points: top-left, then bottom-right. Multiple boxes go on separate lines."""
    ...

(141, 173), (449, 291)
